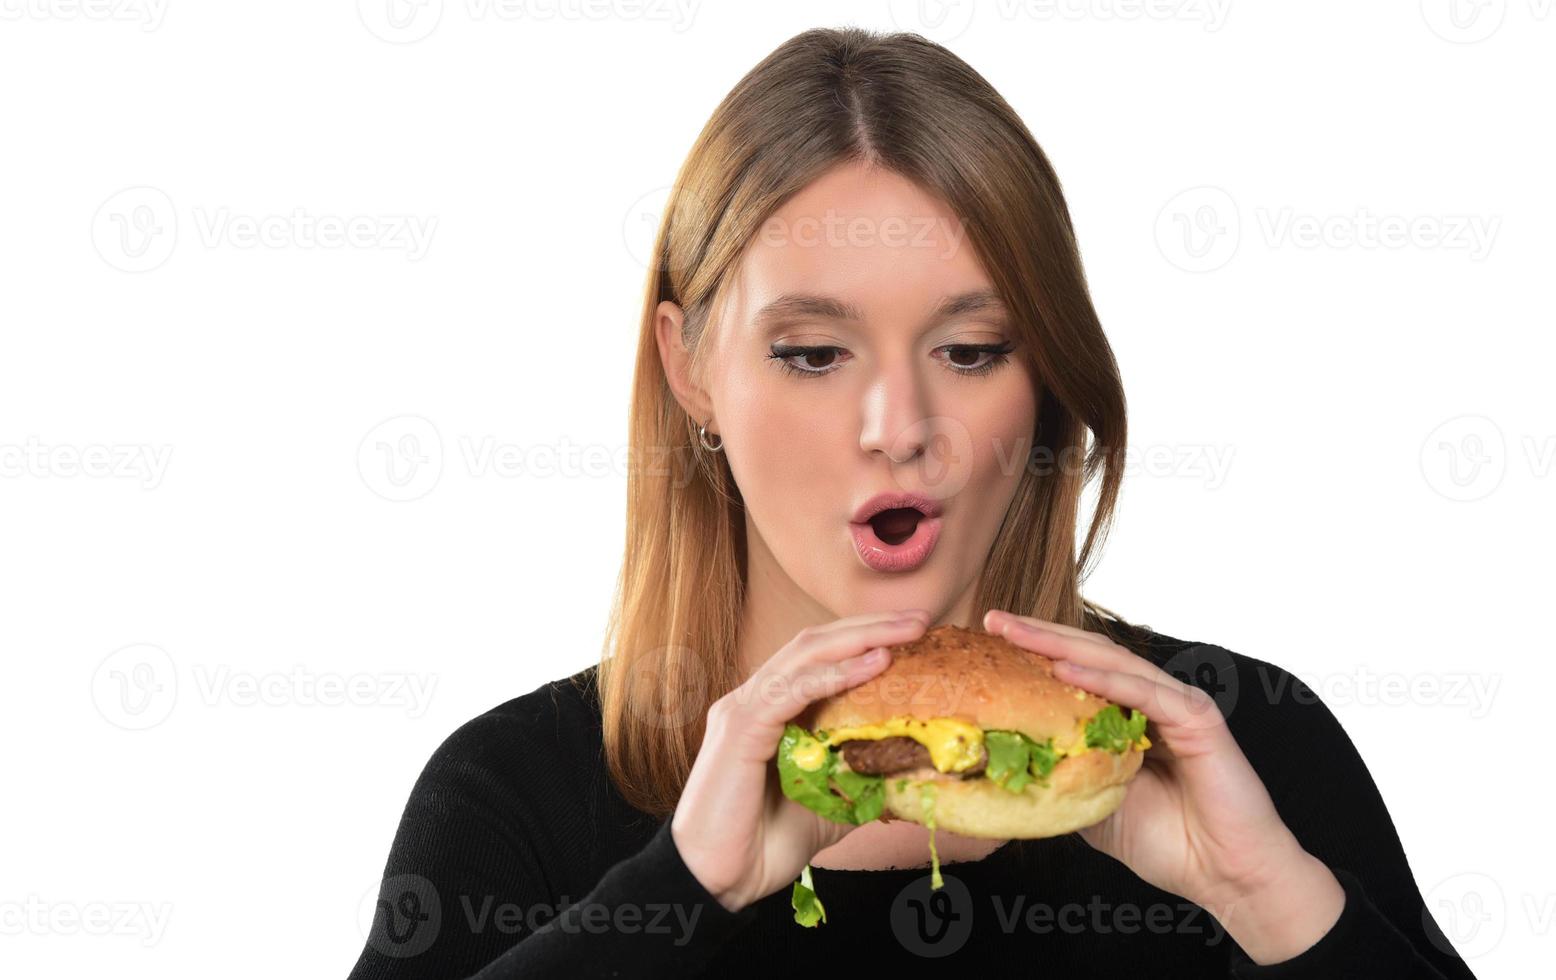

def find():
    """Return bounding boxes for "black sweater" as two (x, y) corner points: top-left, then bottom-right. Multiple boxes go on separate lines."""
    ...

(345, 624), (1477, 979)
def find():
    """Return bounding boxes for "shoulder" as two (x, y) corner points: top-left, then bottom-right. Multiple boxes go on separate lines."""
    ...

(1106, 617), (1374, 798)
(1103, 616), (1324, 725)
(1087, 616), (1465, 973)
(416, 663), (605, 794)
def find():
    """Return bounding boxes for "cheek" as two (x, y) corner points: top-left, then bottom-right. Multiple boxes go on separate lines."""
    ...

(717, 367), (837, 499)
(963, 381), (1037, 492)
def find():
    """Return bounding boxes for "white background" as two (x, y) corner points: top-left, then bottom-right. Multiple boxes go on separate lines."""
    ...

(2, 1), (1551, 976)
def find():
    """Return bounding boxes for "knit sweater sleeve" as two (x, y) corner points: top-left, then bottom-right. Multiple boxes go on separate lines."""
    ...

(1179, 645), (1479, 979)
(1227, 866), (1471, 978)
(344, 702), (758, 980)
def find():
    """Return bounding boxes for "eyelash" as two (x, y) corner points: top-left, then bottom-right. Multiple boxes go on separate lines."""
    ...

(767, 342), (1017, 379)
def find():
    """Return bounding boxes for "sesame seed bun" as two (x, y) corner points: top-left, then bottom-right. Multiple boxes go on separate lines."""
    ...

(879, 748), (1143, 839)
(799, 623), (1147, 839)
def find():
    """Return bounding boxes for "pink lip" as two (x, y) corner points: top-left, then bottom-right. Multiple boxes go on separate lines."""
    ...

(849, 515), (942, 573)
(850, 491), (945, 524)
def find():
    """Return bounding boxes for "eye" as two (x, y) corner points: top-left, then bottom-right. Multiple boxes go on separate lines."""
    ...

(936, 342), (1016, 377)
(767, 344), (849, 378)
(766, 342), (1017, 379)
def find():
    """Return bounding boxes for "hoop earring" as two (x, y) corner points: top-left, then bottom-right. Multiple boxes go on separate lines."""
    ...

(698, 419), (723, 452)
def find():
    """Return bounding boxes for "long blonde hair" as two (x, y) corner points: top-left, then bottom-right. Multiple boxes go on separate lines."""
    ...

(594, 27), (1135, 819)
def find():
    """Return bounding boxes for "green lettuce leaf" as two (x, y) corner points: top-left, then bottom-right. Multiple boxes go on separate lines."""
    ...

(1029, 737), (1060, 779)
(984, 729), (1061, 792)
(984, 730), (1037, 792)
(1084, 704), (1148, 753)
(920, 782), (943, 890)
(776, 723), (885, 825)
(791, 863), (826, 927)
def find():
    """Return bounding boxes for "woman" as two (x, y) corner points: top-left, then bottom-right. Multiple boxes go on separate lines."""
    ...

(347, 27), (1475, 979)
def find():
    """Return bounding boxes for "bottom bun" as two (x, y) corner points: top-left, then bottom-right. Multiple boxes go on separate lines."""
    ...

(878, 747), (1145, 840)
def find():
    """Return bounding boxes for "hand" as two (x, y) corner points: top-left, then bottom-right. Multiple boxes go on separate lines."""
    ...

(983, 609), (1346, 965)
(670, 609), (932, 913)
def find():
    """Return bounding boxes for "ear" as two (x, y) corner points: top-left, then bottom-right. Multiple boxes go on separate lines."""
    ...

(655, 299), (717, 438)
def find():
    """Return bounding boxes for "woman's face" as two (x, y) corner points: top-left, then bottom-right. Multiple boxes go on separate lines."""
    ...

(663, 160), (1038, 627)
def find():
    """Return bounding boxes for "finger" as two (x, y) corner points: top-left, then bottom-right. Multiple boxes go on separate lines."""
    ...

(792, 614), (929, 664)
(806, 607), (932, 641)
(993, 616), (1168, 686)
(735, 617), (927, 732)
(1050, 660), (1226, 735)
(766, 610), (929, 672)
(721, 651), (892, 762)
(983, 609), (1110, 647)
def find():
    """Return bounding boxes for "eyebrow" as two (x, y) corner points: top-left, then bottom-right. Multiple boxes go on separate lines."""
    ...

(752, 288), (1008, 334)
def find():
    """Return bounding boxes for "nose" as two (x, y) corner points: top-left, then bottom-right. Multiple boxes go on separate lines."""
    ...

(858, 357), (929, 464)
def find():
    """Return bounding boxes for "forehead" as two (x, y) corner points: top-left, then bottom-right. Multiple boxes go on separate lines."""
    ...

(730, 162), (995, 328)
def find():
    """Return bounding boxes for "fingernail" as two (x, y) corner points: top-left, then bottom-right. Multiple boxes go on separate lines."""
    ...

(1056, 660), (1090, 675)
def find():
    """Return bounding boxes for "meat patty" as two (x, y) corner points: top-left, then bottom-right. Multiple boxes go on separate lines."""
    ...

(838, 737), (988, 779)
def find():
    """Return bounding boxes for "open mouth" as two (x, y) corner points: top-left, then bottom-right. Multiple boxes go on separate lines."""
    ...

(850, 506), (942, 573)
(868, 507), (924, 546)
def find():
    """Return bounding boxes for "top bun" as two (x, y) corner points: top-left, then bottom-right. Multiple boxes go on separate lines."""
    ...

(802, 623), (1115, 748)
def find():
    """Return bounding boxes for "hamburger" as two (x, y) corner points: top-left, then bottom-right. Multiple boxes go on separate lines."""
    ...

(777, 623), (1150, 858)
